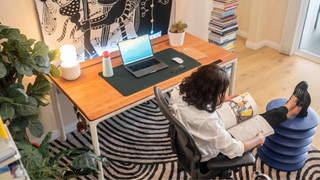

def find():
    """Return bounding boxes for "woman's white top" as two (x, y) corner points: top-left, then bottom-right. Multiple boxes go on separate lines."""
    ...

(168, 85), (244, 162)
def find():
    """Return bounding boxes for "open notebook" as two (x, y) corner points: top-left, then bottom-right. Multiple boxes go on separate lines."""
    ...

(182, 47), (207, 60)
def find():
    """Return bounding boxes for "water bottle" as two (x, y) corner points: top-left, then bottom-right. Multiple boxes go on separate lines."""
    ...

(102, 51), (114, 77)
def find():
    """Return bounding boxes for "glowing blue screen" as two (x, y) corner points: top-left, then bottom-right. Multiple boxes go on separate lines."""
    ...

(118, 35), (153, 65)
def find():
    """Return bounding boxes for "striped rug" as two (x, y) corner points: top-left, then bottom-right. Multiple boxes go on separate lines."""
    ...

(49, 93), (320, 179)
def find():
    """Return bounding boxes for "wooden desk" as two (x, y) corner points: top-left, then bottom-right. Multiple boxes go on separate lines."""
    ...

(49, 33), (237, 179)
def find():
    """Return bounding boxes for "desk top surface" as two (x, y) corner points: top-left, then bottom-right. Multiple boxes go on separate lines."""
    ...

(51, 33), (237, 121)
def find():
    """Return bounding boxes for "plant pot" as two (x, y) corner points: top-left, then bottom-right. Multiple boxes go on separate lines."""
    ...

(31, 142), (40, 148)
(168, 30), (185, 47)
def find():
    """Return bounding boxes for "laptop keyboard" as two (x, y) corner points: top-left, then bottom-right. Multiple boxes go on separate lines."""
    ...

(127, 58), (161, 72)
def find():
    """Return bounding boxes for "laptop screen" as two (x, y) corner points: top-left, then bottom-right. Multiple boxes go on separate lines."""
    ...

(118, 34), (154, 65)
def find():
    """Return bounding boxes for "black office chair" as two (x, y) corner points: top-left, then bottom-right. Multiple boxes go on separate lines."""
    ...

(153, 86), (256, 180)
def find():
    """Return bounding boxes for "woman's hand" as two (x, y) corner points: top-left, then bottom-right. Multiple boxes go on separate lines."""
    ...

(224, 94), (239, 102)
(255, 131), (266, 148)
(242, 131), (266, 152)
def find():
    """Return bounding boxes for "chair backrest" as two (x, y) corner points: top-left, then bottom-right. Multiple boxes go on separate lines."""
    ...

(153, 86), (202, 176)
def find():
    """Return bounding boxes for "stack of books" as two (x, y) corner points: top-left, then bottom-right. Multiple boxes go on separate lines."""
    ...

(0, 119), (28, 180)
(208, 0), (239, 52)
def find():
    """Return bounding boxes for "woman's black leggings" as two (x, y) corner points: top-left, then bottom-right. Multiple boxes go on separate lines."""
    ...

(260, 106), (288, 127)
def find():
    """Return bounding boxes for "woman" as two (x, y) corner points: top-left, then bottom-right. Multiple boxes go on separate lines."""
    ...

(168, 63), (311, 162)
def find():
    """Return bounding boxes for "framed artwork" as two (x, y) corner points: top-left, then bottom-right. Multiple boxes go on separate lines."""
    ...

(34, 0), (173, 62)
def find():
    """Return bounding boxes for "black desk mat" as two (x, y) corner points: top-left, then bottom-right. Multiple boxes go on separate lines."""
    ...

(98, 48), (202, 96)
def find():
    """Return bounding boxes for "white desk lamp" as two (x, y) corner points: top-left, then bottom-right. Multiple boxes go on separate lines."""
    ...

(59, 44), (81, 81)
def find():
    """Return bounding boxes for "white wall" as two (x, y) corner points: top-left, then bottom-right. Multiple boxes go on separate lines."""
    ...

(175, 0), (212, 41)
(236, 0), (289, 50)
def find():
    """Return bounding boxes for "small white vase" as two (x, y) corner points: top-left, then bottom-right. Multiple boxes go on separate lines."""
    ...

(168, 30), (185, 47)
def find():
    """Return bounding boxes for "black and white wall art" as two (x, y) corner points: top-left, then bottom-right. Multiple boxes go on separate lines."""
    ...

(35, 0), (173, 62)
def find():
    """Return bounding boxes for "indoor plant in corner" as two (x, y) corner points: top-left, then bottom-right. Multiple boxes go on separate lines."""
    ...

(0, 23), (60, 140)
(168, 21), (188, 47)
(16, 131), (110, 179)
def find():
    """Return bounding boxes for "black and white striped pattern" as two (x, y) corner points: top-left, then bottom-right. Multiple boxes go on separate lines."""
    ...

(57, 18), (69, 42)
(49, 93), (320, 179)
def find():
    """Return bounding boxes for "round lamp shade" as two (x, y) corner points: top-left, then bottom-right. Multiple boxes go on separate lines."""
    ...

(59, 44), (81, 80)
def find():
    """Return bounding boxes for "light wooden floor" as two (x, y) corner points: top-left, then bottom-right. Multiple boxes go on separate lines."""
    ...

(233, 36), (320, 149)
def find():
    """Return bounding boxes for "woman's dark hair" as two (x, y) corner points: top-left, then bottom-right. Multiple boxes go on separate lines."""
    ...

(179, 63), (230, 113)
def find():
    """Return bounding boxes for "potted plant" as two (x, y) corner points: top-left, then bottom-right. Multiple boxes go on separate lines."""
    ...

(16, 131), (110, 179)
(168, 21), (188, 47)
(0, 23), (60, 140)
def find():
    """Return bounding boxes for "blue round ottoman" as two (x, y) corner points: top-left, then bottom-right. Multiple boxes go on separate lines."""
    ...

(257, 98), (319, 172)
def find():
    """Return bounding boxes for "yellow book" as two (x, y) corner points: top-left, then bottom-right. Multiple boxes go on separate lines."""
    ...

(0, 117), (8, 139)
(224, 45), (234, 50)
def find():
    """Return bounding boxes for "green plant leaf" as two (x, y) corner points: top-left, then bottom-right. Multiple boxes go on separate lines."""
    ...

(182, 23), (188, 29)
(48, 49), (61, 62)
(72, 151), (110, 171)
(8, 115), (28, 132)
(32, 41), (49, 57)
(33, 93), (51, 106)
(0, 62), (7, 78)
(30, 63), (51, 74)
(32, 78), (52, 94)
(19, 34), (27, 40)
(12, 96), (38, 116)
(0, 58), (11, 77)
(28, 119), (44, 138)
(0, 103), (15, 121)
(0, 25), (9, 33)
(16, 139), (43, 168)
(25, 108), (40, 123)
(64, 168), (98, 179)
(18, 47), (32, 60)
(9, 88), (28, 104)
(33, 74), (46, 85)
(50, 64), (60, 78)
(19, 39), (35, 50)
(0, 96), (14, 104)
(15, 60), (33, 77)
(1, 41), (15, 52)
(7, 53), (15, 64)
(11, 129), (26, 140)
(26, 57), (36, 65)
(6, 83), (24, 95)
(0, 28), (23, 40)
(68, 146), (92, 159)
(51, 149), (75, 166)
(34, 55), (50, 67)
(26, 83), (33, 95)
(38, 131), (52, 159)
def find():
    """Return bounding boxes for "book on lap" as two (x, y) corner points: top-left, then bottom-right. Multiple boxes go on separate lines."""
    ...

(216, 92), (274, 141)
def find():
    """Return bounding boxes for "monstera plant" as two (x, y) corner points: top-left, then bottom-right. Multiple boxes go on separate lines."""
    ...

(0, 23), (60, 139)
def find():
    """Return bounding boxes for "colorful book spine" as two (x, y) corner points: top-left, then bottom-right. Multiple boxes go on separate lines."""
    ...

(0, 120), (7, 139)
(209, 0), (239, 52)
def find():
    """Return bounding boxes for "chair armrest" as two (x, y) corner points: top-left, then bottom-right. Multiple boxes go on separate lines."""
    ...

(206, 152), (255, 171)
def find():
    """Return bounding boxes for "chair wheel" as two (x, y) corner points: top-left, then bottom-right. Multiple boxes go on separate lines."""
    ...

(233, 167), (239, 173)
(221, 170), (233, 179)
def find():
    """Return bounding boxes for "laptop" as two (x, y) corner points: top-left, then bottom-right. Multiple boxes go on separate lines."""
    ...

(118, 34), (168, 78)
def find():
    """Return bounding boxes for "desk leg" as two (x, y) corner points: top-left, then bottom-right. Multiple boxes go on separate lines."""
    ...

(52, 86), (67, 141)
(90, 122), (104, 180)
(229, 59), (237, 96)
